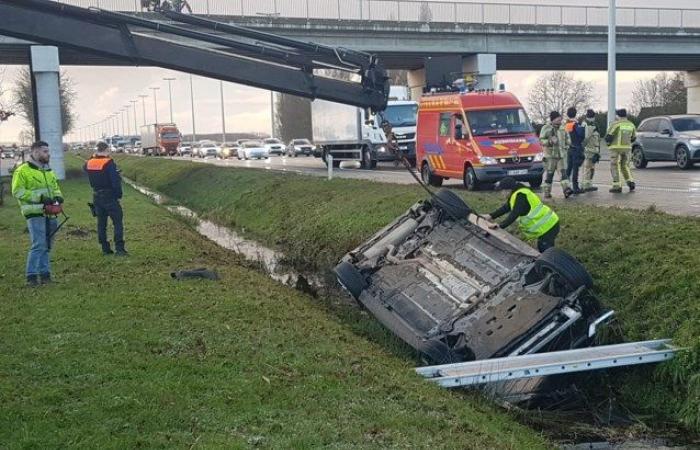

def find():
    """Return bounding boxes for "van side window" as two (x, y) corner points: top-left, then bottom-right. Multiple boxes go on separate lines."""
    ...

(439, 113), (452, 137)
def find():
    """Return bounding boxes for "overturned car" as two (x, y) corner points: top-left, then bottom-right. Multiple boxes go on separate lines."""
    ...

(334, 190), (608, 367)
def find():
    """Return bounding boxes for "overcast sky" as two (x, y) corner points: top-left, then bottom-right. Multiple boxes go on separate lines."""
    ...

(2, 0), (698, 142)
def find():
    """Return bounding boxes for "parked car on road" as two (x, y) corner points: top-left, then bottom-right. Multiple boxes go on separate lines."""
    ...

(263, 138), (285, 155)
(237, 140), (269, 160)
(286, 138), (314, 157)
(633, 114), (700, 170)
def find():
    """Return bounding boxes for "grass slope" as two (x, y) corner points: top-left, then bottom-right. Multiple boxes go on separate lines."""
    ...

(0, 158), (548, 449)
(116, 155), (700, 432)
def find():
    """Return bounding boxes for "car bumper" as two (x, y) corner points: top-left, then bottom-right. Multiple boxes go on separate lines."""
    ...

(268, 147), (284, 154)
(291, 147), (313, 155)
(247, 151), (268, 158)
(474, 163), (544, 182)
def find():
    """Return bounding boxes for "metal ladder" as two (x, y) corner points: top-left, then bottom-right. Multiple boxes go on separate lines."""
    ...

(416, 339), (681, 388)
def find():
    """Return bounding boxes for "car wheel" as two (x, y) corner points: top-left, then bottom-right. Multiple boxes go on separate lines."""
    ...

(676, 145), (693, 170)
(534, 248), (593, 296)
(632, 146), (648, 169)
(528, 175), (543, 189)
(432, 188), (471, 220)
(463, 166), (480, 191)
(421, 162), (443, 187)
(420, 340), (461, 365)
(333, 261), (367, 300)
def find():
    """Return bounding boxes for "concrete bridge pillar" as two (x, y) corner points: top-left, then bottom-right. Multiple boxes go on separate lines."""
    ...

(462, 54), (497, 90)
(686, 71), (700, 114)
(407, 68), (425, 101)
(30, 46), (64, 179)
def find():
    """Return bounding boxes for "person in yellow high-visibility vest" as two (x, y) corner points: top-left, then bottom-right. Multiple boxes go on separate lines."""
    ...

(605, 108), (637, 193)
(483, 177), (560, 253)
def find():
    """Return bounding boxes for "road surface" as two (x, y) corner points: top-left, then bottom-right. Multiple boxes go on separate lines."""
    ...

(174, 154), (700, 217)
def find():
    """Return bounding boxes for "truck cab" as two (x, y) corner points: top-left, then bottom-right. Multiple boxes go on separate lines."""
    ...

(416, 91), (544, 190)
(376, 99), (418, 166)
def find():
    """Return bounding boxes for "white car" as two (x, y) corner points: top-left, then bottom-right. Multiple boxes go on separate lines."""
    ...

(199, 145), (219, 158)
(237, 140), (269, 160)
(263, 138), (285, 155)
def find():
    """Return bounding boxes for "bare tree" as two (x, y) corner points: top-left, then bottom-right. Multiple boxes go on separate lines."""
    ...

(631, 72), (686, 115)
(527, 72), (595, 124)
(12, 67), (76, 136)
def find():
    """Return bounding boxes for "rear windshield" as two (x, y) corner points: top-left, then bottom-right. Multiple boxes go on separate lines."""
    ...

(466, 108), (534, 136)
(264, 139), (281, 144)
(672, 117), (700, 132)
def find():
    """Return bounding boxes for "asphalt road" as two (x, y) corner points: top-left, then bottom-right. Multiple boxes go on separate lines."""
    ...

(176, 154), (700, 217)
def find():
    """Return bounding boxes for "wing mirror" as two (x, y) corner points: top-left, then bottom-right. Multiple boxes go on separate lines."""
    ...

(660, 128), (673, 136)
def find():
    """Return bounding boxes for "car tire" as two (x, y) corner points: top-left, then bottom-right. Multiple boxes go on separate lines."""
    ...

(421, 162), (443, 187)
(534, 248), (593, 295)
(333, 261), (367, 300)
(432, 188), (472, 220)
(632, 146), (648, 169)
(420, 340), (460, 365)
(529, 175), (543, 189)
(463, 166), (480, 191)
(676, 145), (693, 170)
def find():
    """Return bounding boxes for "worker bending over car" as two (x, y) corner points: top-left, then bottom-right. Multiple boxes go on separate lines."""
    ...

(483, 177), (560, 253)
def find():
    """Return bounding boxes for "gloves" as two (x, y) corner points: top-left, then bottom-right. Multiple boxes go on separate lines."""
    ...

(592, 153), (601, 164)
(40, 195), (53, 205)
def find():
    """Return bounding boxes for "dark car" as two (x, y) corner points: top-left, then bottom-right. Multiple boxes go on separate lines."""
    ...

(334, 190), (607, 368)
(633, 114), (700, 170)
(286, 139), (314, 157)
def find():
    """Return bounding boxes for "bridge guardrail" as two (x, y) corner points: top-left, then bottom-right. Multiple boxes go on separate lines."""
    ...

(54, 0), (700, 29)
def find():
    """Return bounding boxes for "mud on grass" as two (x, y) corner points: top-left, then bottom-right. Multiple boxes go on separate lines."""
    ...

(0, 156), (549, 449)
(116, 155), (700, 433)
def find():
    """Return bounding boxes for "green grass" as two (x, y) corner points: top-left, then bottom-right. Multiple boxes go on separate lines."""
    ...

(115, 155), (700, 432)
(0, 156), (550, 449)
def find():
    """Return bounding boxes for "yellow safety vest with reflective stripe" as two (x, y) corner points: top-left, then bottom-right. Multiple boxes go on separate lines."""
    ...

(11, 161), (63, 218)
(510, 187), (559, 239)
(606, 119), (637, 151)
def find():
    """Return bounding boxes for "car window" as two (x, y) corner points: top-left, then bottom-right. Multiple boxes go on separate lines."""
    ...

(657, 119), (671, 132)
(438, 113), (452, 137)
(671, 117), (700, 132)
(639, 119), (659, 133)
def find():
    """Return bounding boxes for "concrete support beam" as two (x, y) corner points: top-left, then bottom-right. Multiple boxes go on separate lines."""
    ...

(30, 46), (64, 179)
(462, 53), (497, 90)
(407, 67), (425, 101)
(686, 71), (700, 114)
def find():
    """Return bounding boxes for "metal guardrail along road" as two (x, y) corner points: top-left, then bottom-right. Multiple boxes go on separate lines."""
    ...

(54, 0), (700, 29)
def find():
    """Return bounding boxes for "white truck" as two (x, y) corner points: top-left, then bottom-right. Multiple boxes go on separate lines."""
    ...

(312, 85), (418, 169)
(311, 99), (387, 169)
(376, 86), (419, 166)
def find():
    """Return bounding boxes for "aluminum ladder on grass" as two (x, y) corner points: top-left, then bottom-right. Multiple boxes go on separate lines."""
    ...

(416, 339), (681, 388)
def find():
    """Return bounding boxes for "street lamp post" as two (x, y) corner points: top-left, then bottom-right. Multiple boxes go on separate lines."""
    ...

(139, 94), (148, 126)
(150, 87), (160, 124)
(219, 80), (226, 143)
(130, 100), (138, 135)
(608, 0), (616, 126)
(163, 77), (176, 123)
(124, 105), (131, 136)
(121, 109), (127, 137)
(189, 74), (197, 143)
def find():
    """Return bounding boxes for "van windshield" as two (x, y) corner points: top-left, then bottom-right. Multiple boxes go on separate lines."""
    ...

(467, 108), (533, 136)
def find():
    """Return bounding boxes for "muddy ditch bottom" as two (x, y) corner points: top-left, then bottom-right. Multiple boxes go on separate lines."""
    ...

(123, 178), (698, 449)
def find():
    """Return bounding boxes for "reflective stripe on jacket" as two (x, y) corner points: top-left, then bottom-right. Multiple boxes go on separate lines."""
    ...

(509, 187), (559, 239)
(11, 161), (63, 218)
(606, 119), (637, 151)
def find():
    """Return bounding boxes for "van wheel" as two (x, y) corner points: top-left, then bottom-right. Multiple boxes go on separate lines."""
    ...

(463, 166), (480, 191)
(421, 163), (443, 187)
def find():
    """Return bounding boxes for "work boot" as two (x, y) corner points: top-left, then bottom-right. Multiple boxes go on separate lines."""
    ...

(573, 188), (585, 195)
(627, 181), (636, 192)
(609, 186), (623, 193)
(102, 248), (114, 256)
(563, 187), (574, 198)
(39, 273), (52, 285)
(26, 275), (39, 287)
(584, 186), (598, 192)
(115, 248), (129, 257)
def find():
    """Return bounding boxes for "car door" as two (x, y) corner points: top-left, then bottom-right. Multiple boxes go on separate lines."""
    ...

(639, 119), (661, 159)
(656, 118), (676, 161)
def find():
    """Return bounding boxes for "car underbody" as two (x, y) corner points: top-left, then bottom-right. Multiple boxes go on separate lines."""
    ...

(335, 190), (609, 399)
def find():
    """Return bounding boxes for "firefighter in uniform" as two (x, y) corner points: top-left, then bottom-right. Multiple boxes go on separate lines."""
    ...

(581, 109), (601, 192)
(84, 142), (127, 255)
(605, 108), (637, 193)
(484, 177), (560, 253)
(11, 141), (64, 286)
(539, 111), (573, 199)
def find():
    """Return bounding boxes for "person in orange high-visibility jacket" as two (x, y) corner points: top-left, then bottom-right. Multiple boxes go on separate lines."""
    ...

(84, 142), (127, 255)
